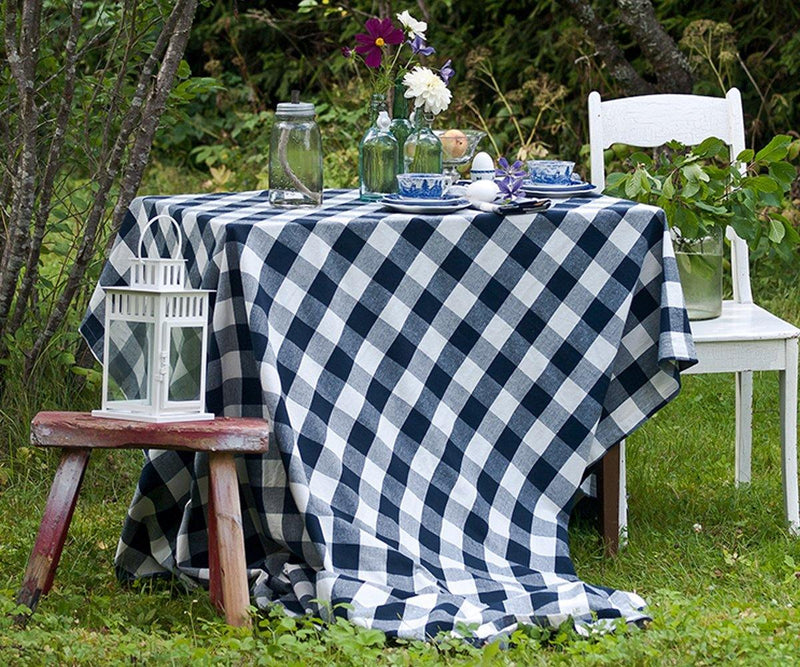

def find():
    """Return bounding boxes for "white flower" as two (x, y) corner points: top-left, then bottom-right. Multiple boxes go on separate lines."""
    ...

(402, 66), (451, 115)
(396, 10), (427, 40)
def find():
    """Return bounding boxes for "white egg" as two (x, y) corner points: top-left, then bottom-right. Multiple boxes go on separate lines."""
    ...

(465, 179), (500, 202)
(471, 151), (495, 173)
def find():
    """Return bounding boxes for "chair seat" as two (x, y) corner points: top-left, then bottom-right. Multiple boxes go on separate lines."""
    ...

(689, 301), (800, 343)
(685, 302), (799, 376)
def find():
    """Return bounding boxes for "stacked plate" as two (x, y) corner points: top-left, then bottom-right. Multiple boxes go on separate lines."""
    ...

(381, 193), (471, 213)
(521, 179), (598, 198)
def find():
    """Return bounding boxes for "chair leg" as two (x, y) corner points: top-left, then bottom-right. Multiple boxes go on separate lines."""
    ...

(780, 339), (799, 534)
(16, 448), (91, 618)
(618, 440), (628, 548)
(208, 452), (251, 627)
(598, 442), (621, 556)
(735, 371), (754, 485)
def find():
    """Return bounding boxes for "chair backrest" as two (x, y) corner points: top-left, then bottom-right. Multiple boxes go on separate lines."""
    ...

(588, 88), (752, 303)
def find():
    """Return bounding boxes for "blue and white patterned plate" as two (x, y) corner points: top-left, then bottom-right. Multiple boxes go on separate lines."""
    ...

(381, 194), (471, 213)
(521, 181), (598, 198)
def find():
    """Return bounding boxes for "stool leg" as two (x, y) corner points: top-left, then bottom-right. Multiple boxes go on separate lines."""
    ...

(208, 452), (251, 627)
(207, 473), (223, 612)
(16, 448), (91, 618)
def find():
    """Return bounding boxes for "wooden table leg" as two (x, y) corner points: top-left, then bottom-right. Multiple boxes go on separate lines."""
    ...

(597, 443), (620, 556)
(208, 452), (251, 627)
(16, 448), (91, 620)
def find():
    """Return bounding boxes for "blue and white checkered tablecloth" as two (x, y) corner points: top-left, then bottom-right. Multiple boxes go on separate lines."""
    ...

(81, 188), (696, 642)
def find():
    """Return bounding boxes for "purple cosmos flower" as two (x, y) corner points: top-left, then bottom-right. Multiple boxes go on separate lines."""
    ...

(341, 46), (353, 59)
(409, 34), (435, 56)
(439, 59), (455, 85)
(354, 17), (405, 68)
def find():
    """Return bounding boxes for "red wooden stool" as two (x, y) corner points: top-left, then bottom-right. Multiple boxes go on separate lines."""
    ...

(16, 411), (270, 628)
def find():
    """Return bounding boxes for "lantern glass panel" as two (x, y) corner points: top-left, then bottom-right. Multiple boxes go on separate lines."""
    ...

(168, 325), (203, 402)
(106, 319), (153, 404)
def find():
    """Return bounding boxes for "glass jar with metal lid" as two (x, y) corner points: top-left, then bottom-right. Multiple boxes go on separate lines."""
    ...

(268, 95), (323, 207)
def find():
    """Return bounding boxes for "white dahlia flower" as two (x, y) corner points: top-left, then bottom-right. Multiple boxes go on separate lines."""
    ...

(402, 66), (452, 115)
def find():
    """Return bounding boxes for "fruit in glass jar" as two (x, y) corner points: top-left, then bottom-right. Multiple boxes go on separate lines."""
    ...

(440, 129), (468, 159)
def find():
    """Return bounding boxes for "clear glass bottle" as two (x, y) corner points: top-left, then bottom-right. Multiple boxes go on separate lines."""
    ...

(389, 81), (413, 174)
(268, 99), (323, 207)
(359, 94), (399, 201)
(403, 110), (442, 174)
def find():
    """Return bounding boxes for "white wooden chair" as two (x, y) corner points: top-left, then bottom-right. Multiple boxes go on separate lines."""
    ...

(588, 87), (800, 538)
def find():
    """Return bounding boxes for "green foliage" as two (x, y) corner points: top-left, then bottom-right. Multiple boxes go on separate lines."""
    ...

(149, 2), (800, 192)
(604, 136), (800, 262)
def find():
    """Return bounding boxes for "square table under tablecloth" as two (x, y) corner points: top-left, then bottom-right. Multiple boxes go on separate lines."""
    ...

(81, 188), (696, 642)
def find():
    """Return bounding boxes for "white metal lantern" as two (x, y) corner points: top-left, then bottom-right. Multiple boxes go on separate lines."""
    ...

(93, 215), (214, 422)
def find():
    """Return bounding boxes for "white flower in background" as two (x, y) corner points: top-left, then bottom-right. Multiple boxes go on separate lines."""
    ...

(397, 10), (427, 40)
(402, 66), (452, 115)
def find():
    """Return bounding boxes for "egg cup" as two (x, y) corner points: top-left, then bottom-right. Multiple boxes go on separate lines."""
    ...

(470, 168), (495, 181)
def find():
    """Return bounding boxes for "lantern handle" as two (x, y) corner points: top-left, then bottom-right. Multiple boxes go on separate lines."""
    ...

(138, 214), (184, 261)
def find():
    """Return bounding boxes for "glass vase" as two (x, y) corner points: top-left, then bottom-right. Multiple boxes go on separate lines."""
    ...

(403, 111), (442, 174)
(389, 80), (413, 174)
(359, 93), (399, 201)
(672, 225), (724, 320)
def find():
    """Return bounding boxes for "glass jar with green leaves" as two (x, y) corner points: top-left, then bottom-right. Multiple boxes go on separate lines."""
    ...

(604, 135), (799, 319)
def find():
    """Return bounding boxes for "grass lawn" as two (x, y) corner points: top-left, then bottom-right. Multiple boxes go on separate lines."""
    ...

(1, 256), (798, 665)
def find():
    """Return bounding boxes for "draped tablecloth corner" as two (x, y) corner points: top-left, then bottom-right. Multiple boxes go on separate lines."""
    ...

(81, 189), (696, 643)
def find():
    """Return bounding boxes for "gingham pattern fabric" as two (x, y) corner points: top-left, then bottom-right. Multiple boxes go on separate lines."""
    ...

(81, 189), (696, 642)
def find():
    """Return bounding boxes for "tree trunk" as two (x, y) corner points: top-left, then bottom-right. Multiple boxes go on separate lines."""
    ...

(616, 0), (694, 93)
(563, 0), (654, 96)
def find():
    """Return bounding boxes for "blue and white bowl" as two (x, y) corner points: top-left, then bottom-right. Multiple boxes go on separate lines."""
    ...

(396, 173), (449, 199)
(526, 160), (575, 185)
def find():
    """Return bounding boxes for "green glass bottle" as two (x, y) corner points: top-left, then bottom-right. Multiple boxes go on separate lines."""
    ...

(359, 94), (399, 201)
(403, 110), (442, 174)
(389, 81), (413, 174)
